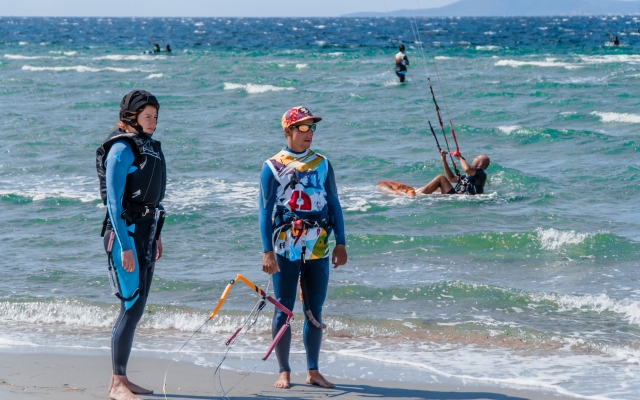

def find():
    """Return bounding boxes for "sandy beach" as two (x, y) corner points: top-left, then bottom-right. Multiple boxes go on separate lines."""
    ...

(0, 351), (573, 400)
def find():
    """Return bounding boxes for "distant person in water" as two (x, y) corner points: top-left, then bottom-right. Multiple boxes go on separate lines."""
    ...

(378, 149), (490, 196)
(613, 36), (620, 46)
(394, 44), (410, 83)
(153, 44), (161, 53)
(165, 44), (172, 53)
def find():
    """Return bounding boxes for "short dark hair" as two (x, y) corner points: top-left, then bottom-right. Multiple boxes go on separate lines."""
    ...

(399, 44), (405, 52)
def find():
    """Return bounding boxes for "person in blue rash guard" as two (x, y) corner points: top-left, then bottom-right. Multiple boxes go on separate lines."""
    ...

(95, 90), (166, 400)
(259, 106), (347, 390)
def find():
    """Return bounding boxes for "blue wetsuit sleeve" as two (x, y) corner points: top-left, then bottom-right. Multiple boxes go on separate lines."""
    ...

(105, 141), (135, 252)
(325, 160), (346, 246)
(259, 163), (277, 252)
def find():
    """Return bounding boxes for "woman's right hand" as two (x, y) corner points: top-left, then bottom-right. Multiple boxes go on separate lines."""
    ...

(262, 251), (280, 275)
(121, 250), (136, 273)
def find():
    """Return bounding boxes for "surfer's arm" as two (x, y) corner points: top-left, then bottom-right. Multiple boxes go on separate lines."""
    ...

(325, 161), (346, 246)
(105, 141), (135, 252)
(440, 149), (459, 182)
(459, 156), (476, 176)
(405, 55), (410, 66)
(258, 163), (278, 252)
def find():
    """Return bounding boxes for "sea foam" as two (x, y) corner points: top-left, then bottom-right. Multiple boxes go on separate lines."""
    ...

(495, 59), (580, 69)
(535, 227), (592, 250)
(93, 54), (163, 61)
(223, 82), (294, 93)
(591, 111), (640, 124)
(21, 65), (151, 73)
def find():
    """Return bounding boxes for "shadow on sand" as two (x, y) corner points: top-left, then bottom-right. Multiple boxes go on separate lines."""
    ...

(159, 382), (529, 400)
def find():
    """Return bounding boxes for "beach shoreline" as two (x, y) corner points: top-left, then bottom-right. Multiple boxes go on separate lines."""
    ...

(0, 350), (573, 399)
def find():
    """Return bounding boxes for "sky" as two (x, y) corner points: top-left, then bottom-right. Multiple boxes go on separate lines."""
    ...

(1, 0), (459, 17)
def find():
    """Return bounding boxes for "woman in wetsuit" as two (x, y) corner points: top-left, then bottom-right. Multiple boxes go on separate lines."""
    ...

(96, 90), (166, 400)
(259, 106), (348, 389)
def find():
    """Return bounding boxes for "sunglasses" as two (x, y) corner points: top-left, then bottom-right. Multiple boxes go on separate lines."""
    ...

(292, 124), (317, 133)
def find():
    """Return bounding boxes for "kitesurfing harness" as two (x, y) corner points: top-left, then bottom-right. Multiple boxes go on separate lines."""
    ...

(272, 208), (332, 330)
(96, 127), (166, 302)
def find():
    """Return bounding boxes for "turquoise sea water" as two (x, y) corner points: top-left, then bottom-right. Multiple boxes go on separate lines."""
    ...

(1, 16), (640, 398)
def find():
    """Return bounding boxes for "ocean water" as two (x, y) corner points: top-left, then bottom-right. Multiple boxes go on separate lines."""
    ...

(1, 15), (640, 399)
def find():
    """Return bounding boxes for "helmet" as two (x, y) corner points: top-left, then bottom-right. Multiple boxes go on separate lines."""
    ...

(119, 90), (160, 133)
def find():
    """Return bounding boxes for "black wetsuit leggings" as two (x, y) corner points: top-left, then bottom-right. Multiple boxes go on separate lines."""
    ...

(103, 220), (156, 376)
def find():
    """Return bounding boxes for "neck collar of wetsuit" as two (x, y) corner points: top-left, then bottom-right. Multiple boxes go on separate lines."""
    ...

(284, 146), (309, 156)
(120, 129), (153, 141)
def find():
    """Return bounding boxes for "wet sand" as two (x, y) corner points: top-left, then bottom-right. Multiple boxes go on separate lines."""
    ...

(0, 351), (573, 400)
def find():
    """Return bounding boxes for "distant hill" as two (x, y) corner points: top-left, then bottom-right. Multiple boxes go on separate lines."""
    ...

(343, 0), (640, 17)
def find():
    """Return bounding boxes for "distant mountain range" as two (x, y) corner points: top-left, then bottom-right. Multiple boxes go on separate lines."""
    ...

(343, 0), (640, 17)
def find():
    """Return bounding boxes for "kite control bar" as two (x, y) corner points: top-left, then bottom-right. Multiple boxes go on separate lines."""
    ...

(207, 274), (294, 361)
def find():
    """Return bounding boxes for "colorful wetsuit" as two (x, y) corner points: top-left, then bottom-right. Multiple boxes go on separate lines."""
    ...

(97, 131), (166, 376)
(258, 147), (345, 372)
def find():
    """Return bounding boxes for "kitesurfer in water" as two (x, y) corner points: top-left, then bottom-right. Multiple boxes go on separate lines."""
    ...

(613, 36), (620, 46)
(165, 44), (172, 53)
(153, 43), (161, 53)
(395, 44), (410, 83)
(96, 90), (167, 400)
(378, 149), (490, 196)
(259, 106), (347, 390)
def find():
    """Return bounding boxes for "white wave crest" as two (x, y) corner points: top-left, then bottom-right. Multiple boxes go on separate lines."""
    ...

(0, 301), (116, 328)
(145, 73), (163, 79)
(0, 175), (99, 202)
(476, 45), (501, 50)
(48, 51), (77, 56)
(295, 63), (308, 69)
(4, 54), (51, 60)
(495, 59), (580, 69)
(93, 54), (163, 61)
(164, 178), (258, 212)
(580, 54), (640, 64)
(22, 65), (151, 73)
(535, 228), (592, 250)
(591, 111), (640, 124)
(223, 82), (294, 93)
(0, 301), (272, 334)
(533, 292), (640, 327)
(498, 125), (521, 134)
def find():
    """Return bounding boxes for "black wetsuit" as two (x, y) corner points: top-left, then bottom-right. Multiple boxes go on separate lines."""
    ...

(449, 168), (487, 195)
(395, 51), (409, 83)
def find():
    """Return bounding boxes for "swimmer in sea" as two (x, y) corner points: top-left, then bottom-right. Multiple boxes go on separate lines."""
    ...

(378, 149), (490, 196)
(394, 44), (410, 83)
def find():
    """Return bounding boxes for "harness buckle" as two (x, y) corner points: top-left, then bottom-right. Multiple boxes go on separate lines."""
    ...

(292, 219), (304, 230)
(142, 206), (150, 216)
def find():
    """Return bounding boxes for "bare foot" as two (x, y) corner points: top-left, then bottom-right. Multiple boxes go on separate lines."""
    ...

(110, 380), (140, 400)
(274, 371), (290, 389)
(306, 370), (335, 388)
(126, 380), (153, 395)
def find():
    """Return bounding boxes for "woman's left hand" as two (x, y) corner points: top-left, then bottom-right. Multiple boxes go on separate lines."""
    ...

(332, 244), (347, 268)
(156, 236), (163, 260)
